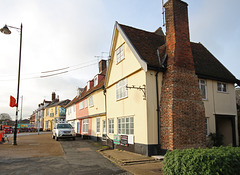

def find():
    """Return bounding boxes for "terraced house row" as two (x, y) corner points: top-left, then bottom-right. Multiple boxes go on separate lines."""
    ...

(32, 0), (239, 156)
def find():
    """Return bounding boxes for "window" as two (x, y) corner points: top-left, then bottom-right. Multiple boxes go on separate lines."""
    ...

(116, 79), (127, 100)
(116, 44), (125, 63)
(84, 99), (88, 108)
(55, 107), (58, 115)
(73, 105), (75, 112)
(79, 101), (83, 110)
(82, 119), (89, 134)
(45, 121), (49, 129)
(96, 118), (100, 133)
(108, 118), (114, 134)
(199, 79), (207, 100)
(94, 75), (98, 87)
(77, 122), (80, 133)
(89, 96), (93, 107)
(87, 81), (90, 91)
(46, 109), (49, 116)
(118, 116), (134, 135)
(217, 82), (227, 92)
(102, 120), (106, 134)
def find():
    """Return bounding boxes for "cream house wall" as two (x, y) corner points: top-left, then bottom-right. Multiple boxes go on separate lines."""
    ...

(202, 79), (238, 144)
(146, 71), (163, 144)
(108, 31), (143, 86)
(66, 105), (76, 121)
(88, 90), (105, 116)
(107, 70), (147, 144)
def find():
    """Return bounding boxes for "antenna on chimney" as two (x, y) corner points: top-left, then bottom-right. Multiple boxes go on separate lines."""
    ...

(162, 0), (166, 27)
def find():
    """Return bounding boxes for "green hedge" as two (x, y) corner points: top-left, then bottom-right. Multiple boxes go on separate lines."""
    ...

(163, 146), (240, 175)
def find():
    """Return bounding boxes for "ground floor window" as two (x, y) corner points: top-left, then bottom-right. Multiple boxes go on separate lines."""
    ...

(96, 118), (100, 133)
(118, 116), (134, 135)
(108, 119), (114, 134)
(45, 121), (49, 129)
(77, 122), (80, 133)
(102, 120), (106, 134)
(82, 119), (89, 134)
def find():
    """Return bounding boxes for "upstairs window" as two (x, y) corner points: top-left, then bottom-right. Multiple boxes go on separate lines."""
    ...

(116, 44), (124, 64)
(84, 99), (88, 108)
(116, 78), (127, 101)
(79, 101), (83, 110)
(199, 79), (207, 100)
(55, 107), (58, 115)
(89, 96), (94, 107)
(46, 109), (49, 116)
(217, 82), (227, 93)
(94, 75), (98, 87)
(87, 81), (90, 91)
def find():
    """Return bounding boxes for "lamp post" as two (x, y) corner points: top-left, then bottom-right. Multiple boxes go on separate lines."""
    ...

(0, 23), (23, 145)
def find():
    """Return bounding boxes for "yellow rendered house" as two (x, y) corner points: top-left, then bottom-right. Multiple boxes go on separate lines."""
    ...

(43, 98), (70, 131)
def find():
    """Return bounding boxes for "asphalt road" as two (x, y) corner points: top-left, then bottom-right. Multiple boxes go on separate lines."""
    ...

(0, 134), (130, 175)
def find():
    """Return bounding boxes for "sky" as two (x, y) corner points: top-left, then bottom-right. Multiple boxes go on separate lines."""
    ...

(0, 0), (240, 120)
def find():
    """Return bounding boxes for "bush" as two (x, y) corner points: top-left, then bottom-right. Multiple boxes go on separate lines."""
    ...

(163, 146), (240, 175)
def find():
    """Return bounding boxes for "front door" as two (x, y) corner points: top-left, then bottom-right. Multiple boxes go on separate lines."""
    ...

(216, 115), (236, 146)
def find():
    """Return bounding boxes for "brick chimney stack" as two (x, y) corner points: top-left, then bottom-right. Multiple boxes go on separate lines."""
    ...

(159, 0), (206, 151)
(52, 92), (56, 101)
(99, 60), (107, 73)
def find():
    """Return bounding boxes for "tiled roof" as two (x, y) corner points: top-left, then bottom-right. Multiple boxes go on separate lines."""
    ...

(47, 99), (70, 108)
(118, 23), (239, 84)
(119, 24), (165, 70)
(65, 68), (106, 107)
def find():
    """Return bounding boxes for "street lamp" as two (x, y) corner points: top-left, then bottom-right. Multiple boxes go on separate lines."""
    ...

(0, 24), (23, 145)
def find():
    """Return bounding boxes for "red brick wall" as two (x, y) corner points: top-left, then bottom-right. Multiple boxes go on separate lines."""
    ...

(160, 0), (206, 150)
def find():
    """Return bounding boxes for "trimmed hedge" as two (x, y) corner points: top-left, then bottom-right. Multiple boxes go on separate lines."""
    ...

(163, 146), (240, 175)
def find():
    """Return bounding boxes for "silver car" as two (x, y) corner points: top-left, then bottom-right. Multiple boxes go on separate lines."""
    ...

(52, 123), (76, 141)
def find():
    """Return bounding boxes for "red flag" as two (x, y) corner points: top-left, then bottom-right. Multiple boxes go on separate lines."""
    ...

(10, 96), (17, 107)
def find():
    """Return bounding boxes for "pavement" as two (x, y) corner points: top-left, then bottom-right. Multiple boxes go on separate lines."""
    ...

(0, 133), (164, 175)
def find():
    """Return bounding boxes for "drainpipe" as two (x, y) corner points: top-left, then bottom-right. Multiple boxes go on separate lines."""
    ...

(155, 72), (160, 150)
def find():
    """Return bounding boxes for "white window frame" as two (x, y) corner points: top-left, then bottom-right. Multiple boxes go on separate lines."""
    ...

(116, 78), (128, 101)
(94, 75), (98, 87)
(87, 81), (90, 91)
(217, 82), (227, 93)
(116, 44), (125, 64)
(108, 118), (114, 134)
(84, 99), (88, 108)
(118, 116), (134, 135)
(96, 118), (100, 133)
(82, 119), (89, 134)
(199, 79), (207, 100)
(89, 96), (94, 107)
(102, 120), (106, 134)
(79, 101), (83, 110)
(73, 105), (75, 112)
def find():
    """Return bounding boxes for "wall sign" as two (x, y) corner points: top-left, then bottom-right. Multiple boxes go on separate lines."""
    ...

(113, 135), (120, 145)
(120, 135), (128, 146)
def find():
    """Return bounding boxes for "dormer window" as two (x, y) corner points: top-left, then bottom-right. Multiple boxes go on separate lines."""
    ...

(116, 44), (125, 64)
(94, 75), (98, 87)
(87, 81), (90, 91)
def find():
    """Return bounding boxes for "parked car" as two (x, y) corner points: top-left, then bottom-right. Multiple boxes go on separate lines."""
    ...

(52, 123), (76, 141)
